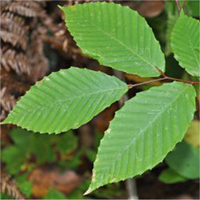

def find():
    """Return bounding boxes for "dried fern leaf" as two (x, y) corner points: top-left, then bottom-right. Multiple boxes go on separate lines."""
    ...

(0, 30), (27, 50)
(4, 3), (38, 17)
(0, 88), (16, 112)
(1, 47), (30, 75)
(0, 174), (25, 200)
(1, 18), (27, 38)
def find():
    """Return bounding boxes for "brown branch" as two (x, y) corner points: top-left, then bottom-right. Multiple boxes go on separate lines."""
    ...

(155, 67), (200, 85)
(175, 0), (181, 13)
(128, 68), (200, 89)
(128, 77), (168, 89)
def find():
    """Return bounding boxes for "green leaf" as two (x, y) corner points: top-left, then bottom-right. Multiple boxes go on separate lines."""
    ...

(9, 128), (32, 147)
(10, 128), (56, 164)
(44, 188), (66, 199)
(2, 67), (128, 134)
(68, 179), (90, 199)
(2, 146), (25, 175)
(166, 140), (199, 179)
(30, 135), (56, 164)
(0, 193), (13, 199)
(86, 150), (96, 163)
(171, 12), (200, 76)
(59, 147), (83, 170)
(15, 173), (29, 183)
(159, 168), (187, 184)
(187, 1), (200, 17)
(85, 81), (196, 194)
(56, 131), (78, 153)
(92, 183), (125, 199)
(17, 181), (32, 198)
(165, 1), (178, 17)
(61, 2), (165, 77)
(165, 16), (178, 56)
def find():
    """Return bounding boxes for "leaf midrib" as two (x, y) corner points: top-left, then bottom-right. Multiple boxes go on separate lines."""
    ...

(12, 86), (126, 117)
(68, 10), (157, 72)
(96, 84), (190, 177)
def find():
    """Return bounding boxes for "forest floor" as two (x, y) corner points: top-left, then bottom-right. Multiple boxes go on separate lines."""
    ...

(1, 0), (199, 199)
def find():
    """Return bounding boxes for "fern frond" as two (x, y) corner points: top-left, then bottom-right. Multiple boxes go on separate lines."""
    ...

(0, 174), (25, 200)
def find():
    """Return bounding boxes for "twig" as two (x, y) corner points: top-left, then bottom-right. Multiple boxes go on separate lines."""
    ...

(155, 67), (200, 85)
(128, 77), (168, 89)
(125, 179), (138, 200)
(113, 70), (128, 106)
(128, 68), (200, 89)
(175, 0), (181, 13)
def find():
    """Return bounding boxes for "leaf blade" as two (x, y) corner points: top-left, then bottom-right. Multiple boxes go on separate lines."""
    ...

(86, 81), (196, 194)
(159, 168), (187, 184)
(2, 67), (128, 134)
(61, 2), (165, 77)
(166, 140), (200, 179)
(171, 12), (200, 76)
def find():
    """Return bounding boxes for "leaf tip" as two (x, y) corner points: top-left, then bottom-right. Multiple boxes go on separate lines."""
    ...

(58, 5), (65, 12)
(83, 187), (93, 196)
(180, 9), (186, 16)
(0, 118), (9, 125)
(0, 121), (6, 125)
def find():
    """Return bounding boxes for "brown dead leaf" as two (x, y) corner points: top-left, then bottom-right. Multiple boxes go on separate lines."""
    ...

(29, 166), (82, 198)
(124, 0), (165, 18)
(93, 103), (118, 133)
(136, 0), (165, 17)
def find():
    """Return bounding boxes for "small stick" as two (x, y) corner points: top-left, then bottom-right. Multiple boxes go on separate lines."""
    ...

(155, 67), (200, 85)
(128, 68), (200, 89)
(175, 0), (181, 13)
(128, 77), (168, 89)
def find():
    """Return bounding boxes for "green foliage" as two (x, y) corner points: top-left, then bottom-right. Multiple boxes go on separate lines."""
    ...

(2, 128), (118, 199)
(85, 131), (103, 163)
(0, 193), (13, 199)
(2, 128), (78, 175)
(165, 16), (177, 55)
(2, 145), (25, 175)
(55, 132), (78, 153)
(2, 2), (199, 196)
(159, 168), (187, 184)
(1, 129), (39, 174)
(171, 12), (200, 76)
(165, 140), (199, 179)
(69, 178), (125, 199)
(44, 188), (66, 199)
(15, 173), (29, 183)
(92, 183), (125, 199)
(2, 67), (127, 133)
(1, 128), (80, 198)
(17, 181), (32, 198)
(164, 2), (179, 66)
(86, 82), (196, 193)
(187, 1), (200, 17)
(59, 148), (83, 170)
(68, 179), (91, 199)
(61, 2), (165, 77)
